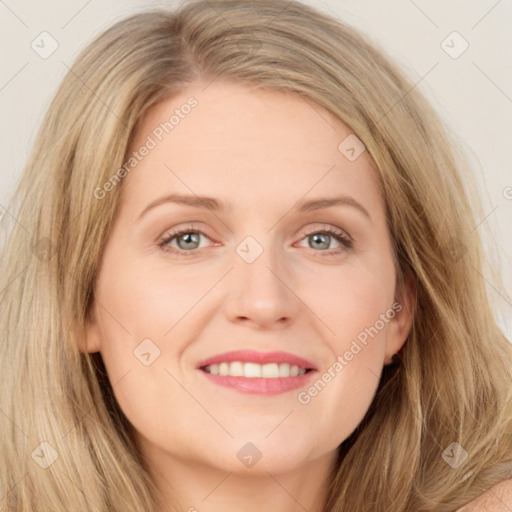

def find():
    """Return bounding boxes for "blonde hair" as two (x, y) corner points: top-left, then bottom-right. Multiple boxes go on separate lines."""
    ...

(1, 0), (511, 510)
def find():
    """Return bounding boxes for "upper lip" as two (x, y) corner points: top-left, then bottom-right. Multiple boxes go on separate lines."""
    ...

(196, 350), (317, 370)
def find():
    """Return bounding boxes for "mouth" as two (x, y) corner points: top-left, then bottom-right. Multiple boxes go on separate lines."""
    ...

(196, 350), (317, 395)
(201, 362), (313, 378)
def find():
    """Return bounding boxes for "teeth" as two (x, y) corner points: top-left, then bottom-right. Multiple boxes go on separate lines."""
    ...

(278, 363), (290, 377)
(261, 363), (279, 378)
(244, 362), (262, 378)
(204, 362), (307, 378)
(229, 361), (244, 376)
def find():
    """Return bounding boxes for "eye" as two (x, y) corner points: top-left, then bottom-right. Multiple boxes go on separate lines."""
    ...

(158, 226), (214, 256)
(157, 224), (353, 257)
(296, 225), (353, 256)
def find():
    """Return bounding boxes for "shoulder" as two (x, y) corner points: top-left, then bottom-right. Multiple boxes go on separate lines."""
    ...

(457, 478), (512, 511)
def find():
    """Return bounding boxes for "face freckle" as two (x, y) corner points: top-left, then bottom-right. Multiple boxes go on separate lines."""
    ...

(85, 79), (411, 480)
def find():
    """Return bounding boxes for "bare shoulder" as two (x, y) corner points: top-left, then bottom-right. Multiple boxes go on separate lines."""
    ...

(457, 478), (512, 511)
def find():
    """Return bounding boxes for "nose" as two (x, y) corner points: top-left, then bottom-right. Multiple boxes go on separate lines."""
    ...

(223, 238), (300, 330)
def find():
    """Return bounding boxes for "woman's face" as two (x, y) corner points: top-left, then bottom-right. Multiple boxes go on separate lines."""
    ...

(85, 80), (412, 477)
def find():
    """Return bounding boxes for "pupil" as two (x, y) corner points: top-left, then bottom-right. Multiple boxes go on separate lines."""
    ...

(179, 232), (199, 249)
(311, 233), (329, 250)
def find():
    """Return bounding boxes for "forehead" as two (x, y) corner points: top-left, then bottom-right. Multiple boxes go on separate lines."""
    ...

(120, 80), (383, 217)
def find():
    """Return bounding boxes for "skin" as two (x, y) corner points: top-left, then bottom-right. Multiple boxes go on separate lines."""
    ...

(456, 479), (512, 511)
(85, 80), (413, 512)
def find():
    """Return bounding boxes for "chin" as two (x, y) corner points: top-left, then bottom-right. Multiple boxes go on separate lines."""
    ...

(200, 436), (324, 476)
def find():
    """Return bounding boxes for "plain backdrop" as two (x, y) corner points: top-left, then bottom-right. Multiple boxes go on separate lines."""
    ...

(1, 0), (511, 338)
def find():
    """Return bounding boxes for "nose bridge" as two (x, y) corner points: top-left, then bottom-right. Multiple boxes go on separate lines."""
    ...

(225, 232), (299, 326)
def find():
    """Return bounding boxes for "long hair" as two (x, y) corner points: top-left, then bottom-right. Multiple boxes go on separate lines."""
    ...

(1, 0), (511, 510)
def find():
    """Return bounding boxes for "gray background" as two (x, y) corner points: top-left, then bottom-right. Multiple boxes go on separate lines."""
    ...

(1, 0), (511, 337)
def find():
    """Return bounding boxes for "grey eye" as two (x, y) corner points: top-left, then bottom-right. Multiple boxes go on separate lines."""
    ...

(176, 232), (201, 250)
(308, 233), (332, 250)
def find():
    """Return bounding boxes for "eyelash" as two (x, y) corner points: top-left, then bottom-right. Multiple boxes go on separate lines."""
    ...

(158, 224), (353, 258)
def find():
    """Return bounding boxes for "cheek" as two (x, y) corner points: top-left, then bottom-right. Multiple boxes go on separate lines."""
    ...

(297, 298), (391, 453)
(95, 255), (216, 341)
(90, 258), (224, 430)
(302, 254), (396, 350)
(294, 258), (394, 442)
(302, 357), (382, 454)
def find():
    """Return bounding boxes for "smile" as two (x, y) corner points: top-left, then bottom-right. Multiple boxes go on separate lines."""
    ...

(202, 362), (310, 378)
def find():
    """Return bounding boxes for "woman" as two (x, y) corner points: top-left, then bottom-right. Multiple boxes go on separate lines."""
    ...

(1, 0), (510, 510)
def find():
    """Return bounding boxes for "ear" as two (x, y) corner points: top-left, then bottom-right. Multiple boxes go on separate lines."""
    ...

(81, 304), (102, 353)
(383, 270), (416, 365)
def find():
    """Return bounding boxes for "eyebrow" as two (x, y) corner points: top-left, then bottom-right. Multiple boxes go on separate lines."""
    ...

(136, 193), (371, 221)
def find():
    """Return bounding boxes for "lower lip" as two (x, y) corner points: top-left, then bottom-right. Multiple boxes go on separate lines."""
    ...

(199, 369), (316, 395)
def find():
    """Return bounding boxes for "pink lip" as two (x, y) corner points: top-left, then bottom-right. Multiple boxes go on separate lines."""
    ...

(196, 350), (317, 370)
(196, 350), (317, 396)
(200, 371), (316, 395)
